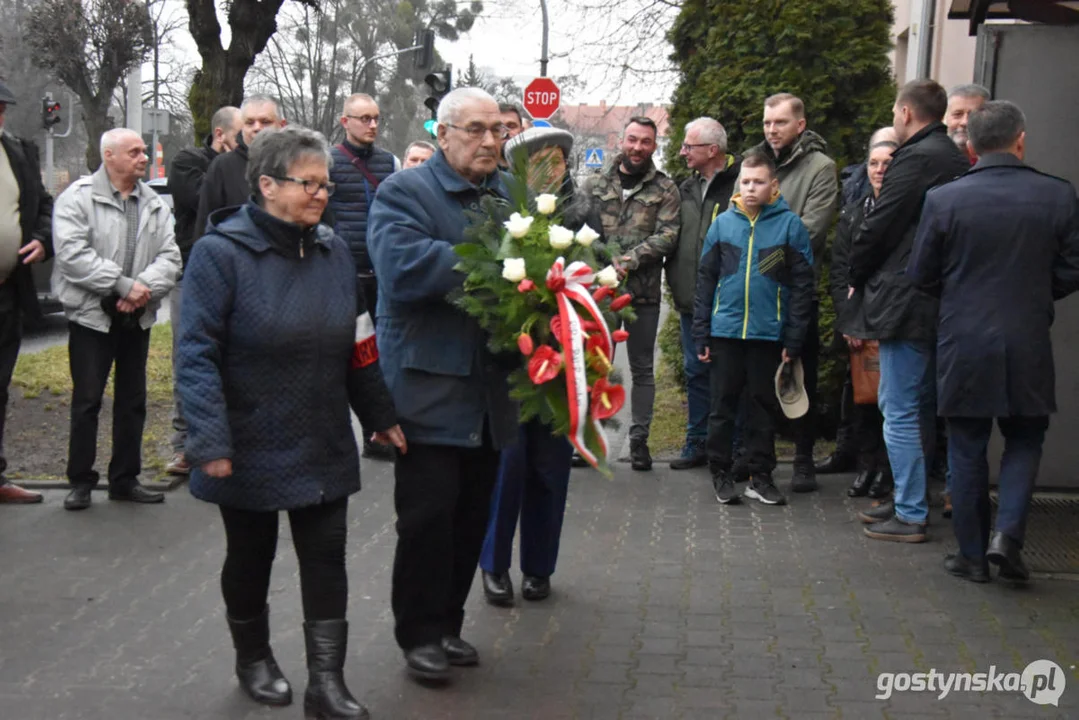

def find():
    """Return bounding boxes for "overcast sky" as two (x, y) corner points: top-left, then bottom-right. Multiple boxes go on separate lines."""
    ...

(161, 0), (677, 108)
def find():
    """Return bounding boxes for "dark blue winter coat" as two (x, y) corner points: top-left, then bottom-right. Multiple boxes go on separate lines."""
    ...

(908, 152), (1079, 418)
(366, 149), (518, 450)
(328, 140), (396, 273)
(177, 202), (397, 512)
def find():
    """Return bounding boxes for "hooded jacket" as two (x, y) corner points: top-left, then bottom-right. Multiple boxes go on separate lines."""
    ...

(692, 193), (815, 354)
(193, 132), (250, 245)
(754, 130), (839, 270)
(177, 202), (397, 512)
(667, 154), (742, 314)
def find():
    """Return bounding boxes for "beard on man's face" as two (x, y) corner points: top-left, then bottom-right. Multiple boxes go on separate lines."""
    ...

(621, 153), (650, 174)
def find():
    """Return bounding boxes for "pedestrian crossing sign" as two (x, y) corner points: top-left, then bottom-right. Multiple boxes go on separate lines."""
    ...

(584, 148), (604, 168)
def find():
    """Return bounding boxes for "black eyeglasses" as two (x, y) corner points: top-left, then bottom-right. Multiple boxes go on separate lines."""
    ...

(444, 123), (510, 141)
(346, 114), (380, 125)
(271, 176), (336, 197)
(680, 143), (714, 151)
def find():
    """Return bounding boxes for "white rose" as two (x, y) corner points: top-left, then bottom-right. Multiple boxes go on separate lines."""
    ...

(503, 212), (534, 239)
(535, 193), (559, 215)
(596, 265), (619, 288)
(548, 224), (575, 250)
(575, 223), (600, 247)
(502, 258), (527, 282)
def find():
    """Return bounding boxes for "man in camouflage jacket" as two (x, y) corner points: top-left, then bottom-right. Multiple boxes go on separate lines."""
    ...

(583, 117), (680, 470)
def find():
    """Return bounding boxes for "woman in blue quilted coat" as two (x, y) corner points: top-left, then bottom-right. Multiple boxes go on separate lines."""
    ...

(177, 126), (404, 720)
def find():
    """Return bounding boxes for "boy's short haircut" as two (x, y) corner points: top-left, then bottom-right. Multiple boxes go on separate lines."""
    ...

(741, 148), (777, 178)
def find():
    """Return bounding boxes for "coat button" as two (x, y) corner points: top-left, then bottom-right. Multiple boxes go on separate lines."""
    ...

(469, 432), (480, 442)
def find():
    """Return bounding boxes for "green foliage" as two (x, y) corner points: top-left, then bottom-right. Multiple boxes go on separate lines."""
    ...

(451, 161), (636, 475)
(664, 0), (897, 178)
(657, 296), (686, 391)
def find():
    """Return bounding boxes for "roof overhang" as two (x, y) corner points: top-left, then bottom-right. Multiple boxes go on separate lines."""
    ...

(949, 0), (1079, 35)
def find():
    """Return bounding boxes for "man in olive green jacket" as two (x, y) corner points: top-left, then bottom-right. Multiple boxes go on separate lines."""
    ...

(584, 116), (680, 471)
(753, 93), (839, 493)
(666, 117), (741, 470)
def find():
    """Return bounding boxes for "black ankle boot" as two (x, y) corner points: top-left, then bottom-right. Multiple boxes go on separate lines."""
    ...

(867, 467), (894, 499)
(303, 620), (369, 720)
(227, 606), (292, 707)
(848, 469), (876, 497)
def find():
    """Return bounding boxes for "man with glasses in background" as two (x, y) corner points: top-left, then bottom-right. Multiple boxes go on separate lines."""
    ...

(368, 87), (518, 684)
(329, 93), (399, 460)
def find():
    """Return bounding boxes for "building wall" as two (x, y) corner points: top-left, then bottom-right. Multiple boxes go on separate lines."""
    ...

(890, 0), (977, 88)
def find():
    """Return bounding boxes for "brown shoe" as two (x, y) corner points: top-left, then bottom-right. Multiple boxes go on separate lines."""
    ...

(166, 453), (190, 476)
(0, 480), (44, 504)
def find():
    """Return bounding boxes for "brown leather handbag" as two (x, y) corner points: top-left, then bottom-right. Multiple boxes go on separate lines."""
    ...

(850, 341), (881, 405)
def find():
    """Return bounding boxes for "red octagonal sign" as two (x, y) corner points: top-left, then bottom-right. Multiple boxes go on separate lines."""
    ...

(523, 77), (561, 120)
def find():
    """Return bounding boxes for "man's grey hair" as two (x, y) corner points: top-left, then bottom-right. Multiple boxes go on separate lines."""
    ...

(246, 125), (331, 201)
(968, 100), (1025, 156)
(868, 126), (898, 152)
(241, 94), (282, 118)
(211, 106), (239, 133)
(685, 117), (728, 153)
(100, 128), (141, 158)
(437, 87), (497, 125)
(405, 140), (436, 155)
(948, 83), (991, 102)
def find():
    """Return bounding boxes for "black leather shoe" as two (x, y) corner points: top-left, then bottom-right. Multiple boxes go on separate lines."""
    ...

(521, 575), (551, 601)
(848, 470), (877, 497)
(630, 439), (652, 471)
(441, 636), (479, 666)
(943, 553), (989, 583)
(814, 452), (856, 475)
(227, 607), (292, 707)
(404, 644), (450, 681)
(64, 486), (93, 511)
(482, 570), (514, 606)
(864, 516), (927, 543)
(857, 500), (894, 524)
(866, 469), (894, 499)
(669, 440), (707, 470)
(987, 532), (1029, 582)
(108, 484), (164, 504)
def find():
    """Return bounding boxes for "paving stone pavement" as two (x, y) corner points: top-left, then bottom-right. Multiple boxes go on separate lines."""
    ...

(1, 457), (1076, 720)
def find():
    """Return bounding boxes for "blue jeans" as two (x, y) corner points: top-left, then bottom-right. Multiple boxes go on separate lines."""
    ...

(947, 416), (1046, 561)
(679, 313), (710, 441)
(878, 340), (935, 524)
(480, 419), (573, 578)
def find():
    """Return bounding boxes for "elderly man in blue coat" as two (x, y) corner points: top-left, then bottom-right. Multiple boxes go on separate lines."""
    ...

(367, 86), (517, 683)
(908, 100), (1079, 585)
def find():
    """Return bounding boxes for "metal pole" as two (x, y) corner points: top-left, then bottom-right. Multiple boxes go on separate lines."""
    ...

(44, 129), (54, 194)
(126, 66), (142, 135)
(539, 0), (549, 77)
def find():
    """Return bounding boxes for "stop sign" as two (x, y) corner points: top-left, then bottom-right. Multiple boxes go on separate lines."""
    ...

(522, 77), (561, 120)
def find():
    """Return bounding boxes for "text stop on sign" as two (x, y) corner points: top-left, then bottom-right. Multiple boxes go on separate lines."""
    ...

(522, 77), (561, 120)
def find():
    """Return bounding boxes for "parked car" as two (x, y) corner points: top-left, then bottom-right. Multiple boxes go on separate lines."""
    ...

(30, 176), (173, 320)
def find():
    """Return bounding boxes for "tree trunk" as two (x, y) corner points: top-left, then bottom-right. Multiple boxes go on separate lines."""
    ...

(82, 99), (111, 171)
(188, 49), (246, 140)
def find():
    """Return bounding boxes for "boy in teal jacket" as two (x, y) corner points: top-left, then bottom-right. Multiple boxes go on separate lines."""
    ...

(692, 150), (815, 506)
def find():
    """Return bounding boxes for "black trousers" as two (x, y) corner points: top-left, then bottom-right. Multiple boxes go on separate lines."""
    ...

(792, 301), (820, 458)
(66, 321), (151, 489)
(706, 338), (782, 475)
(853, 398), (888, 471)
(392, 438), (499, 650)
(219, 496), (350, 622)
(0, 281), (21, 476)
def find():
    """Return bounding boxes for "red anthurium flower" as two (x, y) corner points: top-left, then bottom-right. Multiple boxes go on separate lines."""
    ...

(518, 333), (534, 355)
(612, 329), (629, 343)
(591, 377), (625, 420)
(528, 345), (563, 384)
(592, 286), (614, 302)
(550, 316), (563, 340)
(517, 279), (536, 293)
(610, 293), (632, 311)
(581, 319), (601, 332)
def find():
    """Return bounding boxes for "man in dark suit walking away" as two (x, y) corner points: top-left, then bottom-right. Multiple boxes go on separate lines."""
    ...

(908, 101), (1079, 584)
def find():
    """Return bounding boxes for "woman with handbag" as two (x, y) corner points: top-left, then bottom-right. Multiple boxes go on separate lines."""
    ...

(830, 133), (897, 499)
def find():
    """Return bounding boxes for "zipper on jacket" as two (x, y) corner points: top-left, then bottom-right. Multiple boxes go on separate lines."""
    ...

(712, 280), (722, 316)
(300, 238), (305, 258)
(777, 287), (782, 323)
(741, 216), (757, 339)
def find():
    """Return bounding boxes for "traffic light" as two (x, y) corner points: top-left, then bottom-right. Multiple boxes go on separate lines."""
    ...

(41, 95), (61, 131)
(423, 70), (451, 120)
(414, 29), (435, 71)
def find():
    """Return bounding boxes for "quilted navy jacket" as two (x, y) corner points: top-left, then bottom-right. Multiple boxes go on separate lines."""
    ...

(328, 140), (396, 273)
(177, 202), (397, 511)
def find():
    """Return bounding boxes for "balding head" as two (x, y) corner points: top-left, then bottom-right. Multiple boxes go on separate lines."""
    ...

(210, 106), (242, 152)
(100, 129), (148, 187)
(435, 88), (502, 183)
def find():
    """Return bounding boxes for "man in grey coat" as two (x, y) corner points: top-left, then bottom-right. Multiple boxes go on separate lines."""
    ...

(52, 129), (181, 511)
(752, 93), (839, 492)
(666, 117), (741, 470)
(908, 101), (1079, 583)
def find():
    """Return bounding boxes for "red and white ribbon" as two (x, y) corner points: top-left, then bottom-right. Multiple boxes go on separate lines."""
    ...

(547, 257), (612, 468)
